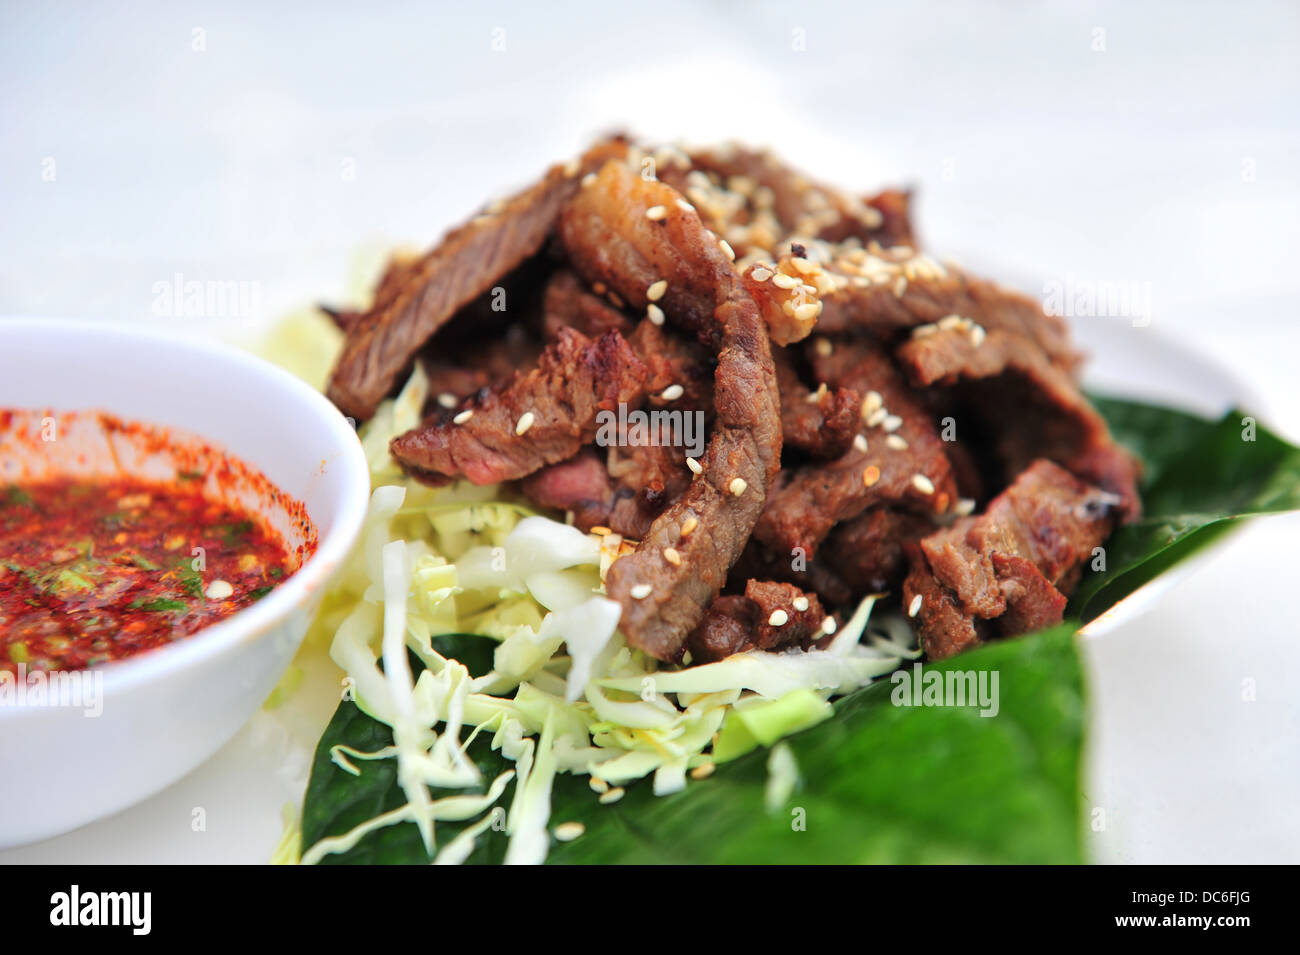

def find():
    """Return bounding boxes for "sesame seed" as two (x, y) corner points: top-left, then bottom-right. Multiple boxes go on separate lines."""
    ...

(862, 390), (883, 415)
(938, 314), (966, 331)
(882, 414), (903, 432)
(893, 276), (908, 297)
(793, 596), (810, 612)
(729, 477), (748, 496)
(751, 267), (773, 282)
(647, 279), (668, 301)
(453, 409), (474, 425)
(437, 392), (458, 409)
(645, 205), (667, 221)
(686, 456), (703, 475)
(821, 616), (838, 635)
(675, 198), (694, 212)
(515, 411), (535, 436)
(647, 303), (665, 325)
(663, 546), (682, 566)
(955, 497), (977, 516)
(589, 776), (609, 794)
(791, 256), (816, 275)
(886, 434), (909, 450)
(768, 609), (789, 627)
(554, 822), (585, 842)
(681, 514), (698, 536)
(589, 525), (613, 537)
(912, 474), (935, 495)
(660, 384), (685, 401)
(690, 762), (716, 780)
(794, 302), (821, 322)
(866, 408), (888, 428)
(719, 239), (736, 261)
(771, 272), (798, 290)
(581, 172), (597, 188)
(813, 336), (833, 358)
(630, 584), (653, 600)
(970, 324), (987, 347)
(853, 434), (869, 453)
(908, 594), (923, 617)
(599, 786), (626, 805)
(862, 465), (881, 487)
(205, 579), (233, 600)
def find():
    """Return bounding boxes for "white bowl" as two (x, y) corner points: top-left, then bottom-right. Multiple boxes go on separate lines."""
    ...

(0, 317), (369, 848)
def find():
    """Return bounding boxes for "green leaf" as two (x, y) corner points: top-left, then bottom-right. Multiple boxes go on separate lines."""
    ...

(546, 624), (1083, 864)
(1072, 399), (1300, 617)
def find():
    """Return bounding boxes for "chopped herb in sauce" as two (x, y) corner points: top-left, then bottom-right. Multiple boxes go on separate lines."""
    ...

(3, 486), (34, 508)
(0, 478), (296, 673)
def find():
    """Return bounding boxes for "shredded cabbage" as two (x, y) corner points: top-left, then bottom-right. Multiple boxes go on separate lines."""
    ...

(289, 369), (914, 865)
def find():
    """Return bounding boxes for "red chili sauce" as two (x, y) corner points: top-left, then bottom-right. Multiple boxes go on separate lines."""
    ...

(1, 477), (295, 673)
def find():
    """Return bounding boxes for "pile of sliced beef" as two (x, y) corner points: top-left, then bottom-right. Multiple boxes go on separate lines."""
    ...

(323, 138), (1141, 663)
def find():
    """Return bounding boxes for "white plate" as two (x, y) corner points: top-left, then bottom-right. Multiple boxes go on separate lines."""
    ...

(0, 317), (1261, 863)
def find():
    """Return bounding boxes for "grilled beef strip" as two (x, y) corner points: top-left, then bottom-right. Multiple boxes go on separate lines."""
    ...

(902, 458), (1121, 659)
(728, 538), (855, 607)
(685, 580), (827, 663)
(326, 136), (630, 420)
(685, 595), (757, 663)
(519, 443), (692, 541)
(519, 315), (712, 538)
(559, 159), (782, 662)
(813, 251), (1081, 375)
(861, 188), (916, 248)
(606, 442), (692, 510)
(516, 448), (649, 539)
(420, 324), (543, 408)
(390, 326), (651, 485)
(671, 145), (891, 253)
(819, 507), (934, 595)
(895, 324), (1141, 516)
(753, 340), (957, 559)
(321, 252), (422, 333)
(745, 579), (827, 650)
(774, 348), (860, 460)
(540, 268), (634, 341)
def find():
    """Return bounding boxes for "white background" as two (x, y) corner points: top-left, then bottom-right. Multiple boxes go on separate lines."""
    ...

(2, 0), (1297, 863)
